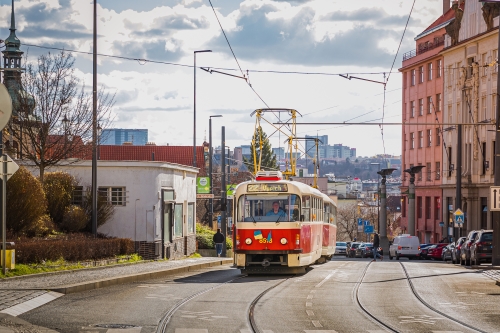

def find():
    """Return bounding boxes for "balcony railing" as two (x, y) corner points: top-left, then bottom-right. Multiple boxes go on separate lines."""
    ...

(403, 38), (445, 61)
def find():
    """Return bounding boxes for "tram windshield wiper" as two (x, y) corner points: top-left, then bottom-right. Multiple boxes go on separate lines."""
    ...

(250, 215), (257, 224)
(275, 214), (282, 224)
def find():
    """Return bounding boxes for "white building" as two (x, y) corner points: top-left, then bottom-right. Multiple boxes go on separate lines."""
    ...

(26, 160), (198, 259)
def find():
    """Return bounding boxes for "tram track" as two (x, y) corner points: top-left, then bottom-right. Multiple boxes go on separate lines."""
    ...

(155, 273), (290, 333)
(354, 261), (487, 333)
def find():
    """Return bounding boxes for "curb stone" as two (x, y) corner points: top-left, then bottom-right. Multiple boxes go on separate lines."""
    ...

(0, 313), (58, 333)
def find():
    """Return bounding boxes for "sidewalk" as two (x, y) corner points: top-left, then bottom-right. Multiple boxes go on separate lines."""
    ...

(0, 256), (233, 332)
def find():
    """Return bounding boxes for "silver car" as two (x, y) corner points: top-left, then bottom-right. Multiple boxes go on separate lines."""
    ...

(334, 242), (347, 256)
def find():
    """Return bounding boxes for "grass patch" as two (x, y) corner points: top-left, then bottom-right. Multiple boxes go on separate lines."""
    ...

(0, 254), (143, 279)
(188, 252), (202, 258)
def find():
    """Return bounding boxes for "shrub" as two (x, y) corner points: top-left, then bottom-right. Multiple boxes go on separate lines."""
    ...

(43, 172), (77, 227)
(61, 205), (88, 232)
(13, 234), (135, 264)
(6, 167), (49, 235)
(81, 188), (114, 231)
(196, 223), (232, 249)
(23, 214), (55, 237)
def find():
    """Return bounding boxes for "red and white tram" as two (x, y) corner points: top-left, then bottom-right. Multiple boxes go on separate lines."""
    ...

(233, 171), (337, 274)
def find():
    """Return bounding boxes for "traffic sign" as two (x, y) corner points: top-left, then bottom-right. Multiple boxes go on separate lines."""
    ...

(364, 220), (370, 226)
(2, 155), (19, 180)
(439, 221), (445, 227)
(196, 177), (210, 194)
(490, 186), (500, 211)
(0, 83), (12, 131)
(453, 208), (464, 225)
(364, 225), (374, 234)
(357, 218), (363, 233)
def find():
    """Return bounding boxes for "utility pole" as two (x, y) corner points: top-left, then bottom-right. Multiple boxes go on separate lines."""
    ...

(378, 168), (396, 253)
(221, 126), (227, 258)
(404, 165), (425, 236)
(455, 124), (462, 239)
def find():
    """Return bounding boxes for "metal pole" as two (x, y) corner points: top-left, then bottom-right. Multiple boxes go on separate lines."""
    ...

(0, 129), (7, 276)
(493, 23), (500, 265)
(456, 124), (462, 238)
(221, 126), (227, 257)
(193, 52), (197, 168)
(209, 117), (213, 228)
(380, 176), (387, 237)
(91, 0), (98, 236)
(408, 173), (415, 236)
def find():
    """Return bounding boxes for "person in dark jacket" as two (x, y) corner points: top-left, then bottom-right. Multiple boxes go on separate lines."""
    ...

(213, 228), (225, 257)
(372, 233), (383, 261)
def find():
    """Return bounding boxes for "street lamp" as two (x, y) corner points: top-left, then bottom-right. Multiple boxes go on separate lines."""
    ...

(193, 50), (212, 168)
(209, 114), (222, 228)
(370, 162), (381, 232)
(377, 168), (396, 253)
(404, 165), (425, 236)
(91, 0), (98, 237)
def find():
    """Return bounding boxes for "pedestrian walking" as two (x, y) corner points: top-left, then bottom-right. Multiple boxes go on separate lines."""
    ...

(213, 228), (225, 257)
(372, 233), (383, 261)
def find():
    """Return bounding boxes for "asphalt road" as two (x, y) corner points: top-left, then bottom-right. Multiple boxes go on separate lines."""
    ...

(19, 258), (500, 333)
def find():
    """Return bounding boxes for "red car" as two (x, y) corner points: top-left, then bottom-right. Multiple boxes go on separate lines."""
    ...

(427, 243), (448, 260)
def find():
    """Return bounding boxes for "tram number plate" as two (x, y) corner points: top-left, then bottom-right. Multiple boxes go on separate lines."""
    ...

(247, 183), (288, 192)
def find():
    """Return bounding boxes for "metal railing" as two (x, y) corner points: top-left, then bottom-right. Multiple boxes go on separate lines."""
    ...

(403, 39), (445, 61)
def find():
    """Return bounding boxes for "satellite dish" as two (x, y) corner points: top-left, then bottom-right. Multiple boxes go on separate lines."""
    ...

(0, 83), (13, 131)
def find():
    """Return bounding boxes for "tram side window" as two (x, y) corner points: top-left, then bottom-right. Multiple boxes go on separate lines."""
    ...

(302, 195), (310, 221)
(324, 203), (330, 223)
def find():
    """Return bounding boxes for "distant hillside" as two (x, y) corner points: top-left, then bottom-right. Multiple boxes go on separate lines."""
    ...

(308, 158), (402, 180)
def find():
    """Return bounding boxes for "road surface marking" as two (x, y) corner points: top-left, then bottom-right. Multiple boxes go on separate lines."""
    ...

(307, 294), (314, 299)
(306, 302), (312, 307)
(315, 271), (336, 288)
(304, 330), (338, 333)
(306, 310), (314, 316)
(239, 330), (252, 333)
(106, 329), (141, 333)
(0, 291), (63, 317)
(310, 290), (317, 294)
(312, 320), (323, 328)
(431, 331), (464, 333)
(175, 330), (208, 333)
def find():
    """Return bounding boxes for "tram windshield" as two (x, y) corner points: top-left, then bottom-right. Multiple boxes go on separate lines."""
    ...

(237, 194), (301, 222)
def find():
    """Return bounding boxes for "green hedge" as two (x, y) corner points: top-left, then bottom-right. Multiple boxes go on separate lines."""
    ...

(13, 234), (134, 264)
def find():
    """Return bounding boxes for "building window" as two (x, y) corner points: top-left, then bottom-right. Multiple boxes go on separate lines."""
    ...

(494, 49), (498, 73)
(418, 163), (423, 181)
(419, 66), (424, 83)
(426, 162), (431, 181)
(402, 198), (406, 218)
(404, 103), (407, 121)
(481, 95), (486, 121)
(482, 142), (487, 175)
(447, 65), (453, 86)
(436, 128), (441, 146)
(437, 59), (442, 78)
(419, 99), (424, 116)
(427, 96), (433, 114)
(448, 147), (453, 177)
(72, 186), (84, 206)
(425, 196), (431, 219)
(411, 69), (416, 86)
(410, 132), (415, 149)
(435, 161), (441, 180)
(417, 196), (422, 218)
(174, 203), (183, 238)
(418, 131), (423, 148)
(404, 72), (407, 89)
(434, 197), (440, 220)
(98, 187), (126, 206)
(188, 203), (195, 234)
(436, 93), (441, 111)
(410, 101), (415, 118)
(427, 129), (432, 147)
(428, 62), (433, 80)
(493, 141), (496, 175)
(482, 53), (488, 76)
(493, 94), (497, 117)
(467, 57), (475, 79)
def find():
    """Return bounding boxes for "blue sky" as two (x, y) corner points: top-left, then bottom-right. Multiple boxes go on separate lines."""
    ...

(0, 0), (445, 158)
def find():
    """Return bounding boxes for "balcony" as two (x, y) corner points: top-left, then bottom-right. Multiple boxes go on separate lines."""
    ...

(403, 38), (445, 61)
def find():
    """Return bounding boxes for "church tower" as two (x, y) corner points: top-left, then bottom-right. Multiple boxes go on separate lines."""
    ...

(2, 0), (24, 91)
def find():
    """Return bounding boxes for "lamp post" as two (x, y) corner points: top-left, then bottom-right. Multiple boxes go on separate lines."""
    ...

(209, 115), (222, 228)
(97, 122), (102, 160)
(404, 165), (425, 236)
(377, 168), (396, 253)
(91, 0), (98, 237)
(480, 0), (500, 265)
(193, 50), (212, 168)
(370, 162), (381, 232)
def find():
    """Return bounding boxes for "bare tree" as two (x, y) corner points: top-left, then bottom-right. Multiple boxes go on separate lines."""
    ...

(337, 203), (358, 241)
(11, 51), (113, 181)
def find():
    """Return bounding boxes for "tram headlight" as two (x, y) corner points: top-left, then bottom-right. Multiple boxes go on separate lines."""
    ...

(245, 238), (252, 245)
(280, 238), (288, 245)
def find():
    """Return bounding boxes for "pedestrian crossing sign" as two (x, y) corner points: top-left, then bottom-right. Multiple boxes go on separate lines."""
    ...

(453, 208), (464, 225)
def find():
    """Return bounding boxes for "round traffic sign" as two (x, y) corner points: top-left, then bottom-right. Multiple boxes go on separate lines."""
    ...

(0, 83), (13, 130)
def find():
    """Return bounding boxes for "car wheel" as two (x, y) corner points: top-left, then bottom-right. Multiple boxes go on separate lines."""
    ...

(460, 257), (465, 265)
(389, 255), (393, 260)
(396, 254), (400, 260)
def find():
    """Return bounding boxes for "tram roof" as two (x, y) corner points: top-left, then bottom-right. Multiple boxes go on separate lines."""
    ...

(234, 178), (333, 201)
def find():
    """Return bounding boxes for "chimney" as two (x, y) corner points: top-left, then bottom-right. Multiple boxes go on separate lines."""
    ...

(443, 0), (450, 15)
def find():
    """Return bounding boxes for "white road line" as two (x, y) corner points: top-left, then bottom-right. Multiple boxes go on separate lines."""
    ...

(431, 331), (464, 333)
(307, 294), (314, 299)
(315, 271), (336, 288)
(106, 328), (141, 333)
(306, 302), (312, 307)
(312, 320), (323, 328)
(0, 291), (63, 317)
(175, 330), (208, 333)
(306, 310), (314, 316)
(367, 331), (388, 333)
(304, 330), (338, 333)
(239, 330), (252, 333)
(310, 290), (317, 294)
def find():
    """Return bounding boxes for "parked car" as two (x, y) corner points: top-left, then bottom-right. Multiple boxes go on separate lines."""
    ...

(389, 235), (420, 260)
(441, 242), (455, 261)
(460, 230), (480, 266)
(452, 237), (466, 264)
(334, 242), (347, 256)
(470, 230), (493, 265)
(419, 244), (434, 260)
(354, 243), (375, 258)
(427, 243), (448, 260)
(347, 242), (363, 258)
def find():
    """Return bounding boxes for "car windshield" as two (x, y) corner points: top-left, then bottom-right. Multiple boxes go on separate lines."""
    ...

(336, 242), (346, 246)
(481, 233), (493, 241)
(237, 194), (300, 222)
(351, 243), (361, 249)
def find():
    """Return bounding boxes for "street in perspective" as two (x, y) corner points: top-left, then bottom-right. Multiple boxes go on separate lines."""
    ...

(2, 0), (500, 333)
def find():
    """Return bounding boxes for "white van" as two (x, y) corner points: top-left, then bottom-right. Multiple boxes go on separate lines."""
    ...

(389, 234), (420, 260)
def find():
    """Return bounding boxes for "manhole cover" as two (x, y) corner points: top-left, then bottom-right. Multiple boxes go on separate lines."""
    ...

(94, 324), (138, 329)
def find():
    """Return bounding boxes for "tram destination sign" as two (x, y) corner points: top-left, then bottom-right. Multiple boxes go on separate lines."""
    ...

(247, 183), (288, 192)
